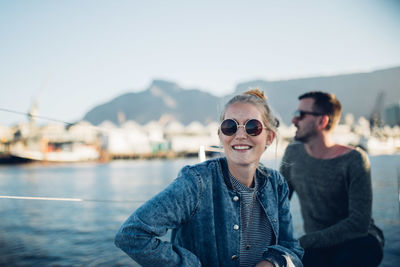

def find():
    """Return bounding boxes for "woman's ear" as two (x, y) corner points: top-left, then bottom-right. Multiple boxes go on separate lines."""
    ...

(266, 130), (276, 145)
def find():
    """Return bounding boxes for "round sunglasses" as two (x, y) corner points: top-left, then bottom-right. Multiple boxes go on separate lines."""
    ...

(220, 119), (266, 136)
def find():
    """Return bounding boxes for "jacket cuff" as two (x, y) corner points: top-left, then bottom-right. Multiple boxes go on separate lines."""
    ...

(263, 248), (286, 267)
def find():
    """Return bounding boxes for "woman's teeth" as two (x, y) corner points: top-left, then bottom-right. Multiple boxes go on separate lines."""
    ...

(233, 145), (251, 150)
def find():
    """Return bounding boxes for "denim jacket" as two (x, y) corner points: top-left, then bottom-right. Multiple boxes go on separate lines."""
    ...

(115, 157), (303, 266)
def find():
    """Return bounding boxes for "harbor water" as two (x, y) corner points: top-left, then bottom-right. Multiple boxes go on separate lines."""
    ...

(0, 155), (399, 266)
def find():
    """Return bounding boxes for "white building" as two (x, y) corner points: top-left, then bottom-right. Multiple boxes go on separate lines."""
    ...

(104, 120), (152, 156)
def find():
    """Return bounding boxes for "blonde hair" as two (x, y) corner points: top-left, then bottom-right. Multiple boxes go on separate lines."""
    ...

(220, 89), (279, 134)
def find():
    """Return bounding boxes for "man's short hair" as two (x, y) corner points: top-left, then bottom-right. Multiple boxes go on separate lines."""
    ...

(299, 91), (342, 130)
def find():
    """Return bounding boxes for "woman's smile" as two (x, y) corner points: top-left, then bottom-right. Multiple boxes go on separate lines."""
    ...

(232, 144), (252, 151)
(219, 102), (270, 170)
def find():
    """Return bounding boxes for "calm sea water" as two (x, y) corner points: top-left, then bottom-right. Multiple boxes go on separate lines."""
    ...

(0, 155), (399, 266)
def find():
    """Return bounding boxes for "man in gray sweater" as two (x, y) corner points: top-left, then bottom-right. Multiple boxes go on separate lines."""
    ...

(280, 91), (384, 267)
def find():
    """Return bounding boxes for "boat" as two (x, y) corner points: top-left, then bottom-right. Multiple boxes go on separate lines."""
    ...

(7, 140), (100, 163)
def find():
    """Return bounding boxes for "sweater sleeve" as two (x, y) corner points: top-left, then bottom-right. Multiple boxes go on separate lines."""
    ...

(114, 166), (202, 266)
(280, 144), (295, 200)
(300, 150), (373, 249)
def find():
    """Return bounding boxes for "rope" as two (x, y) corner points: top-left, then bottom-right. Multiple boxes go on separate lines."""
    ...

(0, 107), (75, 126)
(0, 195), (144, 203)
(0, 107), (113, 134)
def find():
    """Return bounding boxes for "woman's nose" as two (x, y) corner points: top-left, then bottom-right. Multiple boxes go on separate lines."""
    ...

(235, 125), (247, 137)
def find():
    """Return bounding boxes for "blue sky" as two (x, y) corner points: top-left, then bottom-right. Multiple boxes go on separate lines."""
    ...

(1, 0), (399, 125)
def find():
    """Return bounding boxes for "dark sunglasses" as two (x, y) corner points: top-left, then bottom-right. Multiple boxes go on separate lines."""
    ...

(294, 110), (324, 120)
(220, 119), (266, 136)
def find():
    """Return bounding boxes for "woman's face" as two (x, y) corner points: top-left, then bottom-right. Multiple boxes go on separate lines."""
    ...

(219, 102), (275, 170)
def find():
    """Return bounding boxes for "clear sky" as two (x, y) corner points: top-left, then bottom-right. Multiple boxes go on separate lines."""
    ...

(1, 0), (399, 126)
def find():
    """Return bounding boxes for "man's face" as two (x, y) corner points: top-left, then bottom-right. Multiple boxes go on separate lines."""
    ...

(292, 98), (321, 142)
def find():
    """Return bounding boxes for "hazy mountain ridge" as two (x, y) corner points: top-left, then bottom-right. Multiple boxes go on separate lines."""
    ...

(234, 66), (400, 124)
(83, 66), (400, 126)
(83, 80), (222, 125)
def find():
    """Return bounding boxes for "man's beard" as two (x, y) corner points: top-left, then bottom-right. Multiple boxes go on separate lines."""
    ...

(294, 127), (317, 143)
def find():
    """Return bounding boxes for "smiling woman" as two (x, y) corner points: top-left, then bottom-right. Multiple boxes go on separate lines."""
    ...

(114, 89), (304, 267)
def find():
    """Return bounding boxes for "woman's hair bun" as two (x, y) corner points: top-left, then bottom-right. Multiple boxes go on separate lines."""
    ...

(243, 89), (267, 101)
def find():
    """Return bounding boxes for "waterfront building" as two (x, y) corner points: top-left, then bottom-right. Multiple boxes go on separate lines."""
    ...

(167, 120), (220, 155)
(68, 121), (99, 144)
(101, 120), (152, 157)
(144, 120), (169, 153)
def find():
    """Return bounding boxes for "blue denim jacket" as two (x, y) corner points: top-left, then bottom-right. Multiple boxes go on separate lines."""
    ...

(115, 157), (303, 266)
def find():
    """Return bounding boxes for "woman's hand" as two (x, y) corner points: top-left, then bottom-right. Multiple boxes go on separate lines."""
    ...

(255, 260), (275, 267)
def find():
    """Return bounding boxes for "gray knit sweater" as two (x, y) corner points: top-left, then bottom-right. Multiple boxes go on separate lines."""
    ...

(280, 142), (382, 249)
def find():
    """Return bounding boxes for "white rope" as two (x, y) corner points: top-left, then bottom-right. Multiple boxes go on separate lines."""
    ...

(0, 195), (83, 202)
(0, 195), (143, 203)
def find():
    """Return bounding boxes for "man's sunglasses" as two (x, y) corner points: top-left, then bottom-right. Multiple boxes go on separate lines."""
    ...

(220, 119), (266, 136)
(294, 110), (324, 120)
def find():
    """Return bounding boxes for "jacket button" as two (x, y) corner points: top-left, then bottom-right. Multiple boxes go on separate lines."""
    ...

(233, 224), (239, 230)
(233, 196), (239, 202)
(232, 255), (239, 261)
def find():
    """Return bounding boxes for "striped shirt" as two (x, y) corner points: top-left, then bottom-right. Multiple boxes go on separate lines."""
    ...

(229, 173), (274, 267)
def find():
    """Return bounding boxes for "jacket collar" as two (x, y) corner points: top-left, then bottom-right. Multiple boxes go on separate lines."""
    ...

(218, 157), (269, 191)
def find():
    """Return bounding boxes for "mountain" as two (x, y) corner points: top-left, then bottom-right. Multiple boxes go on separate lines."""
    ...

(83, 80), (222, 125)
(233, 66), (400, 125)
(83, 66), (400, 126)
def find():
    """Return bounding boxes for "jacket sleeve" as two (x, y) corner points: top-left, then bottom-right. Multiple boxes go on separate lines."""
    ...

(299, 150), (373, 249)
(114, 166), (202, 266)
(263, 173), (304, 267)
